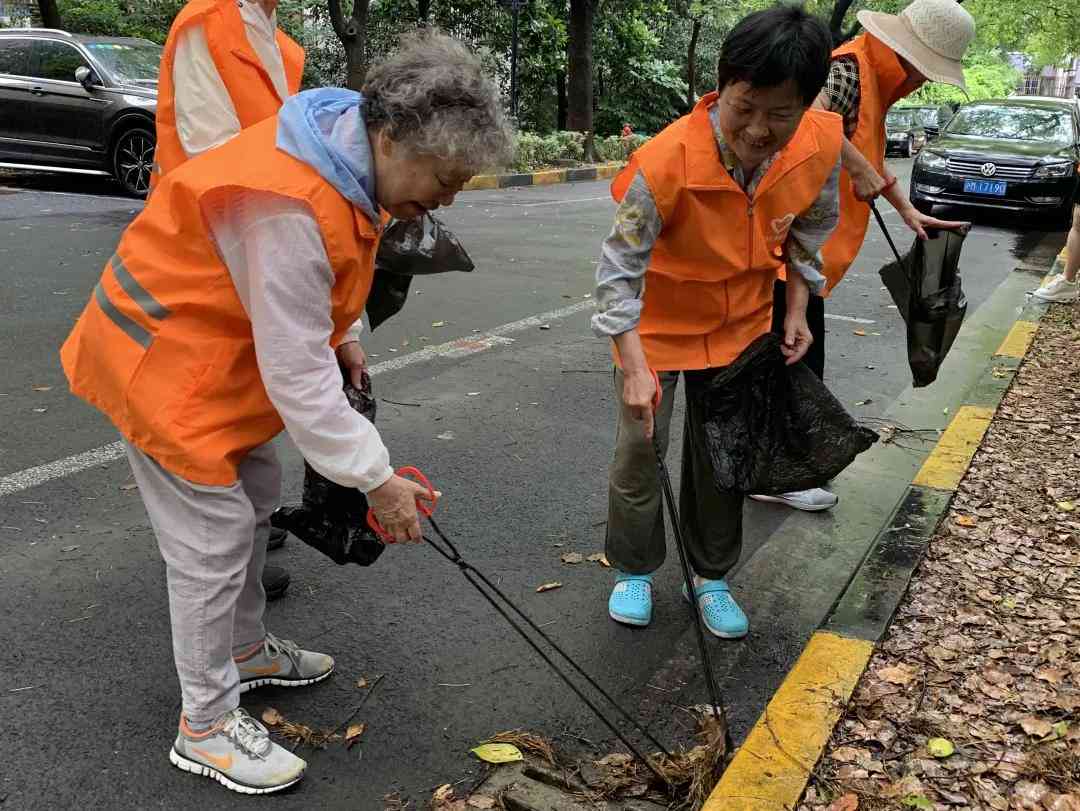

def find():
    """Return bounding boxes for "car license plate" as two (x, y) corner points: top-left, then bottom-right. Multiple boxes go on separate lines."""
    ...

(963, 179), (1007, 196)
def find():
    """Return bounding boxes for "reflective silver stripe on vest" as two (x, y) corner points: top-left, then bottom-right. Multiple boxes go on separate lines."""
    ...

(94, 283), (152, 348)
(111, 253), (170, 320)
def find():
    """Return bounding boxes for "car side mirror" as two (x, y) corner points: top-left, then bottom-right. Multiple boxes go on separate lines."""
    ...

(74, 66), (95, 89)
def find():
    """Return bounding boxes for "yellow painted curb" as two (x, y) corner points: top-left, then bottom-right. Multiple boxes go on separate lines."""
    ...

(531, 169), (567, 185)
(911, 405), (994, 491)
(596, 163), (622, 179)
(995, 320), (1039, 359)
(462, 174), (499, 191)
(704, 632), (875, 811)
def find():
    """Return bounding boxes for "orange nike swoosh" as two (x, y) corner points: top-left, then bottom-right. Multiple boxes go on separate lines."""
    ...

(240, 661), (282, 677)
(192, 747), (233, 771)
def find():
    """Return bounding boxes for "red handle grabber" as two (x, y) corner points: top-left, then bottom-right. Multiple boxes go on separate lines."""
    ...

(366, 465), (437, 542)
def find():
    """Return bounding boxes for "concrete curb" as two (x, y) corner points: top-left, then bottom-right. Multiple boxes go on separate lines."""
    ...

(703, 271), (1057, 811)
(462, 162), (623, 192)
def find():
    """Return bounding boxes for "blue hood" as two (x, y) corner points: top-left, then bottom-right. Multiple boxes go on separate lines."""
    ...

(276, 88), (378, 222)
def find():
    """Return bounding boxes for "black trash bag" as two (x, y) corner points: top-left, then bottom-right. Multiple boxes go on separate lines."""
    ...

(366, 213), (475, 330)
(270, 371), (385, 566)
(687, 333), (878, 495)
(879, 227), (967, 388)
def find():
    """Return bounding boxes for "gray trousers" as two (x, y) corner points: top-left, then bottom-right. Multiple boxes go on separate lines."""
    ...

(605, 369), (743, 580)
(125, 441), (279, 726)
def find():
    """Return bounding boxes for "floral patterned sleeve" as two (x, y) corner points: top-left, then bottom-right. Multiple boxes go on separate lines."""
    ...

(785, 155), (841, 296)
(591, 171), (664, 337)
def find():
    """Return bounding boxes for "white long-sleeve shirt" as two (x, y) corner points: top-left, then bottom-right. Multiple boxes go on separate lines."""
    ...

(201, 188), (392, 493)
(171, 0), (289, 159)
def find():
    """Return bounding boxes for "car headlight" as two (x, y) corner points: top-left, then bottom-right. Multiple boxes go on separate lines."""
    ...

(1033, 161), (1075, 179)
(916, 151), (947, 171)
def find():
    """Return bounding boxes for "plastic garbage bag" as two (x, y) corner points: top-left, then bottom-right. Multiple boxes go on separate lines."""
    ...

(366, 213), (475, 330)
(270, 371), (385, 566)
(879, 228), (967, 388)
(687, 333), (878, 495)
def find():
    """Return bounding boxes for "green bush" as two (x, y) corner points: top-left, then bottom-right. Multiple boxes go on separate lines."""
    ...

(512, 131), (647, 172)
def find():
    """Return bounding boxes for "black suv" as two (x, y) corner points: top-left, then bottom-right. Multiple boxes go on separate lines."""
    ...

(0, 28), (160, 196)
(910, 97), (1080, 225)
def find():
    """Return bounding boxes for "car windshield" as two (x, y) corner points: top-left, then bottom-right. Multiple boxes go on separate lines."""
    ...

(915, 108), (939, 127)
(945, 104), (1074, 143)
(887, 110), (916, 128)
(85, 40), (161, 84)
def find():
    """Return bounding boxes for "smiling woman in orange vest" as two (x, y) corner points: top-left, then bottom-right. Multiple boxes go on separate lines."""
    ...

(592, 5), (843, 639)
(61, 32), (513, 796)
(760, 0), (976, 514)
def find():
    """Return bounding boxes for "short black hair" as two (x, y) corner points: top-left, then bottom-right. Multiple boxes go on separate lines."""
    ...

(715, 4), (832, 106)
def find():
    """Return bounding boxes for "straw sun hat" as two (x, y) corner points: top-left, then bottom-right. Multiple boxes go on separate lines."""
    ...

(857, 0), (976, 91)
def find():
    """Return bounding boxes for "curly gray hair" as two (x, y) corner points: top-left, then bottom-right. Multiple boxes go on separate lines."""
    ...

(363, 31), (515, 174)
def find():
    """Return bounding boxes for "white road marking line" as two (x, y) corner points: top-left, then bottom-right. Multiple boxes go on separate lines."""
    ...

(0, 186), (142, 204)
(0, 300), (594, 498)
(825, 314), (876, 325)
(508, 196), (611, 208)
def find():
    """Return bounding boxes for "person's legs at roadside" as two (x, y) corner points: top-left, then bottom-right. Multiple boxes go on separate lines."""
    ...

(124, 441), (308, 794)
(1032, 204), (1080, 303)
(678, 384), (748, 638)
(231, 442), (334, 692)
(750, 279), (838, 512)
(605, 369), (678, 626)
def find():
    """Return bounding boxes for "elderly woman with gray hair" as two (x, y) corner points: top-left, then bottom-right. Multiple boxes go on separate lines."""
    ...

(60, 31), (513, 795)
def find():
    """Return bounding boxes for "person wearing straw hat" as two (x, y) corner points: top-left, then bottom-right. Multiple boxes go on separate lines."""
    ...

(755, 0), (976, 514)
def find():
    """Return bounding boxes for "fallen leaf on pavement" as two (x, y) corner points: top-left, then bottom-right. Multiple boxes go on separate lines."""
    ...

(561, 552), (584, 564)
(878, 664), (917, 685)
(32, 386), (52, 392)
(586, 552), (610, 566)
(1035, 667), (1068, 684)
(356, 677), (368, 689)
(432, 321), (446, 328)
(345, 723), (366, 749)
(467, 797), (497, 809)
(120, 483), (138, 491)
(927, 738), (955, 758)
(853, 329), (867, 336)
(596, 753), (633, 767)
(536, 582), (563, 593)
(955, 515), (977, 527)
(470, 742), (523, 763)
(1056, 501), (1075, 512)
(262, 707), (284, 726)
(1019, 716), (1054, 737)
(901, 796), (933, 810)
(432, 784), (455, 803)
(827, 795), (858, 811)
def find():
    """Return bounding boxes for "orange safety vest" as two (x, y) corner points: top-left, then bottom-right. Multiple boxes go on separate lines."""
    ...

(151, 0), (305, 183)
(611, 93), (843, 372)
(818, 33), (911, 294)
(61, 116), (383, 486)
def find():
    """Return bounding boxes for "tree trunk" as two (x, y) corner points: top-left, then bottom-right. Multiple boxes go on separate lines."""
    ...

(567, 0), (596, 158)
(828, 0), (860, 45)
(686, 17), (701, 109)
(556, 71), (568, 131)
(329, 0), (372, 90)
(37, 0), (62, 28)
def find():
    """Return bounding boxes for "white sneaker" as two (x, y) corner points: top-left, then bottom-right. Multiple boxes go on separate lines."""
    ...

(236, 632), (335, 693)
(1031, 274), (1079, 303)
(170, 708), (305, 794)
(749, 487), (838, 512)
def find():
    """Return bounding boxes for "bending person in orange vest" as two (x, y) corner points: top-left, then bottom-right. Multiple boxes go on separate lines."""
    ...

(756, 0), (975, 514)
(61, 33), (512, 795)
(153, 0), (306, 597)
(593, 5), (843, 637)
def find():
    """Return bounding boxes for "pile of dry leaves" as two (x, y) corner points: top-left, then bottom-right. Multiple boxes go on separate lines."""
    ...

(801, 305), (1080, 811)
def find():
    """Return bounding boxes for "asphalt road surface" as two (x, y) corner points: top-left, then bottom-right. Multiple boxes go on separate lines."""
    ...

(0, 160), (1066, 809)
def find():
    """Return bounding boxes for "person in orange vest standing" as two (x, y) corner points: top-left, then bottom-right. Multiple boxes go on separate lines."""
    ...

(152, 0), (307, 598)
(593, 5), (843, 637)
(754, 0), (975, 514)
(61, 32), (513, 794)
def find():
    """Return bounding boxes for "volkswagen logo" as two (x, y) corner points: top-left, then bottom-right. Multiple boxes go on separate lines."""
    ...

(980, 162), (997, 177)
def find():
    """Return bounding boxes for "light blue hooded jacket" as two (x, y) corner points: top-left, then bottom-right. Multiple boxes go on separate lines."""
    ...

(275, 88), (379, 224)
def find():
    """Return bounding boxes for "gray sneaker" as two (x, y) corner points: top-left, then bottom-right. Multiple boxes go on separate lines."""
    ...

(236, 632), (335, 693)
(170, 708), (305, 794)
